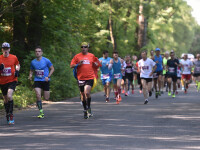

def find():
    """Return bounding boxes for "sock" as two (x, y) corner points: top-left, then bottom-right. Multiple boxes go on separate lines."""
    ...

(115, 92), (118, 97)
(118, 88), (121, 94)
(87, 97), (91, 109)
(37, 101), (42, 110)
(4, 102), (9, 115)
(8, 100), (14, 115)
(82, 100), (87, 110)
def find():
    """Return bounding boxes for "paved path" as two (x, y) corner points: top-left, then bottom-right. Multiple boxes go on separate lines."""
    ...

(1, 84), (200, 150)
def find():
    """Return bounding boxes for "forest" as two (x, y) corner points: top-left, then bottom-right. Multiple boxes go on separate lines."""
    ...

(0, 0), (200, 108)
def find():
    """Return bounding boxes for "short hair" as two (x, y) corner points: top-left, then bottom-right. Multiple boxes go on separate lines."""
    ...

(103, 50), (108, 54)
(113, 51), (118, 54)
(170, 51), (174, 55)
(35, 46), (42, 51)
(141, 51), (147, 55)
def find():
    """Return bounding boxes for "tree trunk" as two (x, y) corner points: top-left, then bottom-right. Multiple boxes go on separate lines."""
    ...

(27, 0), (43, 51)
(109, 8), (116, 51)
(12, 0), (26, 59)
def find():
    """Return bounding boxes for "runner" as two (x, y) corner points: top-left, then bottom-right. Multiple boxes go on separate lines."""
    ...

(166, 51), (180, 98)
(124, 55), (134, 96)
(176, 65), (182, 94)
(162, 51), (170, 93)
(180, 54), (193, 93)
(132, 55), (138, 87)
(153, 48), (163, 98)
(193, 53), (200, 92)
(0, 42), (20, 124)
(138, 51), (157, 104)
(99, 50), (112, 102)
(121, 57), (126, 94)
(70, 42), (99, 119)
(28, 46), (54, 119)
(108, 51), (123, 104)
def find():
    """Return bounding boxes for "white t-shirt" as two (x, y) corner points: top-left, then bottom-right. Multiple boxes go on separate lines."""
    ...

(138, 58), (156, 78)
(180, 59), (193, 74)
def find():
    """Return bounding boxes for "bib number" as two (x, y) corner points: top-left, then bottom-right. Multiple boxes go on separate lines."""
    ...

(102, 74), (109, 79)
(195, 67), (200, 72)
(168, 67), (175, 73)
(78, 80), (86, 86)
(126, 68), (132, 73)
(35, 70), (44, 78)
(114, 73), (121, 79)
(153, 73), (158, 78)
(1, 67), (11, 76)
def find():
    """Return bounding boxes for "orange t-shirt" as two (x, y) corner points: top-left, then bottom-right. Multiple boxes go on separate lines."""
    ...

(0, 54), (19, 84)
(71, 52), (96, 80)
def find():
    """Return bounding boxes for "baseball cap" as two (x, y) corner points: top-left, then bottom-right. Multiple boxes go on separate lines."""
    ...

(2, 42), (10, 48)
(81, 42), (89, 47)
(155, 48), (160, 51)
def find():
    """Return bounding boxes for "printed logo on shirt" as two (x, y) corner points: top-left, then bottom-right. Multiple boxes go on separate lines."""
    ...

(142, 66), (149, 70)
(168, 67), (175, 73)
(83, 60), (90, 64)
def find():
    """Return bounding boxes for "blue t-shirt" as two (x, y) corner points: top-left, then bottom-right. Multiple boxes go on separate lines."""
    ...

(30, 57), (53, 81)
(154, 55), (163, 72)
(99, 57), (112, 74)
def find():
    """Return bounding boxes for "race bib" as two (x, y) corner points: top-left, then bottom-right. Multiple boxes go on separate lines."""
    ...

(1, 67), (11, 76)
(102, 73), (109, 79)
(153, 73), (158, 78)
(78, 80), (86, 86)
(195, 67), (200, 73)
(126, 68), (132, 73)
(114, 73), (121, 79)
(168, 67), (175, 73)
(35, 70), (44, 78)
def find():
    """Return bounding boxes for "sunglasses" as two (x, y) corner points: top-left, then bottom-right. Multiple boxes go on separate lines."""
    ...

(81, 46), (88, 48)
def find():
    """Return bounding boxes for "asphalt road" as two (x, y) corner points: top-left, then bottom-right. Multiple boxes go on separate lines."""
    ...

(1, 84), (200, 150)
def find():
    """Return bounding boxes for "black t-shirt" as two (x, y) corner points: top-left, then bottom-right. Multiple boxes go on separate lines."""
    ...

(167, 59), (179, 75)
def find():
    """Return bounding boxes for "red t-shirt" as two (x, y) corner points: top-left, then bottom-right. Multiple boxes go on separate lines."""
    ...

(0, 54), (19, 84)
(71, 52), (97, 80)
(92, 57), (102, 79)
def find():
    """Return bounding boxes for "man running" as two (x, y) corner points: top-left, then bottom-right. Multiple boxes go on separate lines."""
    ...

(166, 51), (179, 98)
(0, 42), (20, 124)
(108, 51), (123, 104)
(162, 51), (169, 93)
(180, 54), (193, 93)
(99, 50), (112, 102)
(124, 55), (134, 96)
(70, 42), (99, 119)
(153, 48), (163, 98)
(193, 54), (200, 92)
(138, 51), (157, 104)
(29, 46), (54, 118)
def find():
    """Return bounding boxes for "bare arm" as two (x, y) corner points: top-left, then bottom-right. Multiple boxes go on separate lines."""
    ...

(28, 70), (34, 81)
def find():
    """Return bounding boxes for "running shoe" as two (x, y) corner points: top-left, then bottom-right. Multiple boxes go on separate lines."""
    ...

(149, 91), (152, 97)
(168, 91), (171, 96)
(106, 97), (109, 103)
(83, 110), (88, 119)
(87, 108), (93, 118)
(184, 89), (187, 94)
(144, 99), (148, 104)
(118, 95), (122, 101)
(38, 110), (44, 119)
(182, 87), (184, 91)
(155, 92), (159, 99)
(116, 99), (120, 104)
(139, 90), (143, 94)
(172, 93), (176, 98)
(125, 93), (128, 96)
(9, 114), (15, 125)
(132, 90), (134, 94)
(122, 90), (125, 94)
(158, 91), (161, 96)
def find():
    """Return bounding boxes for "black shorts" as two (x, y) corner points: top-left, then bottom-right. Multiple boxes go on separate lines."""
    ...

(177, 77), (181, 80)
(167, 75), (177, 82)
(78, 79), (94, 92)
(125, 73), (133, 82)
(34, 81), (50, 91)
(0, 81), (17, 96)
(122, 76), (126, 81)
(154, 71), (163, 78)
(141, 78), (153, 83)
(193, 73), (200, 77)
